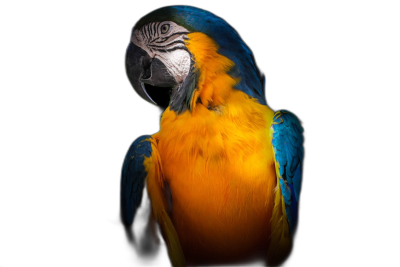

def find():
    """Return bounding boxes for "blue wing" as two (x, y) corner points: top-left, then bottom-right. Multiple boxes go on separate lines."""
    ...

(271, 110), (304, 234)
(120, 135), (153, 226)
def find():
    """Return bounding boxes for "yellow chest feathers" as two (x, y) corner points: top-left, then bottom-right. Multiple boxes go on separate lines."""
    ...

(156, 91), (275, 182)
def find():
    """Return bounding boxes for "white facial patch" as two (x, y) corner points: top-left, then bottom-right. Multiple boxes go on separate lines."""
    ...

(157, 50), (191, 84)
(132, 21), (191, 85)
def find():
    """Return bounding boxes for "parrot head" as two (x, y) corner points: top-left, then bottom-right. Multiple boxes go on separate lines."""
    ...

(126, 6), (266, 112)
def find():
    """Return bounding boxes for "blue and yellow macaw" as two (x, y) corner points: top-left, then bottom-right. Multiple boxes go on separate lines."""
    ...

(120, 6), (304, 266)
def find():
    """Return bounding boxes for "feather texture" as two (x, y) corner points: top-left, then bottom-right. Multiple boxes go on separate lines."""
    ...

(268, 110), (304, 263)
(267, 175), (292, 264)
(144, 136), (186, 267)
(120, 135), (152, 226)
(271, 111), (304, 233)
(156, 90), (276, 262)
(120, 135), (152, 260)
(120, 135), (186, 266)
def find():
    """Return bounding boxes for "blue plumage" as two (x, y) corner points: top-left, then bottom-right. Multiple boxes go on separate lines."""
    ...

(120, 135), (152, 251)
(279, 178), (292, 206)
(292, 163), (302, 202)
(120, 135), (153, 226)
(272, 111), (304, 233)
(288, 177), (299, 229)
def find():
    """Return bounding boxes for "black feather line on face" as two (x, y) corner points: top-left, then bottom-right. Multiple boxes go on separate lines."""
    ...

(148, 24), (152, 38)
(166, 46), (189, 53)
(148, 25), (152, 38)
(149, 37), (163, 43)
(155, 32), (189, 43)
(140, 28), (145, 39)
(151, 23), (156, 37)
(143, 26), (147, 39)
(148, 40), (185, 48)
(147, 26), (150, 39)
(151, 46), (189, 54)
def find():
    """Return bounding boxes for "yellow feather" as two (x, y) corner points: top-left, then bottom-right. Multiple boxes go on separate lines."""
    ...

(144, 138), (186, 267)
(185, 32), (239, 108)
(159, 209), (186, 267)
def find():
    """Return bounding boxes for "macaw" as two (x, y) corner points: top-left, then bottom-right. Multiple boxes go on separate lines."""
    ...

(120, 6), (304, 266)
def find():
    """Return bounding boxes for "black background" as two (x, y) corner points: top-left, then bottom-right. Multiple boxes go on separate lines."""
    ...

(45, 1), (350, 266)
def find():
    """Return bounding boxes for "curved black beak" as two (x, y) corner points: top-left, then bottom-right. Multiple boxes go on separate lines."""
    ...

(126, 43), (177, 108)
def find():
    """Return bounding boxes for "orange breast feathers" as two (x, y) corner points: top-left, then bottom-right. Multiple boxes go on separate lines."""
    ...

(150, 32), (278, 260)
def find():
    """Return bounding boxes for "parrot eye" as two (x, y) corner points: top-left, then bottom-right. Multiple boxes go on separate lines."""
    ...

(161, 24), (170, 34)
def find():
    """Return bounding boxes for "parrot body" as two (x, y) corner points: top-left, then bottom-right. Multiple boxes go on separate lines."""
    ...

(154, 93), (276, 263)
(121, 6), (304, 266)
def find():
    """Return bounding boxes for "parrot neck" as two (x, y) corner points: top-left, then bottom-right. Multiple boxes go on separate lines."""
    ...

(184, 32), (239, 112)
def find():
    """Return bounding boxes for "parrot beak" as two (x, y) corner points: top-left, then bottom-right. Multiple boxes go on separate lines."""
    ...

(126, 43), (177, 108)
